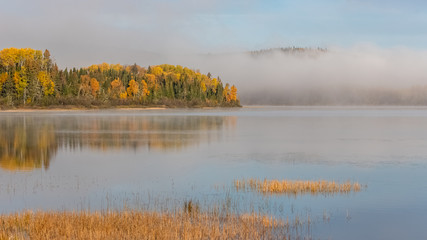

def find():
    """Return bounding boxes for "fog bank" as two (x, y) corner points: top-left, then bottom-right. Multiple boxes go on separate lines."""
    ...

(160, 46), (427, 105)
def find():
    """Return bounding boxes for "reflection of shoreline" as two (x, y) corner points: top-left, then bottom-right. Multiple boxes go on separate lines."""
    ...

(0, 114), (236, 171)
(0, 118), (57, 171)
(0, 106), (232, 112)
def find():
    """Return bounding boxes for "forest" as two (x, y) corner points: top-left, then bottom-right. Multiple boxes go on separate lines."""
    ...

(0, 48), (240, 108)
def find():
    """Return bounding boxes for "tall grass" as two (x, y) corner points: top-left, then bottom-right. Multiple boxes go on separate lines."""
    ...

(0, 208), (306, 240)
(234, 178), (362, 195)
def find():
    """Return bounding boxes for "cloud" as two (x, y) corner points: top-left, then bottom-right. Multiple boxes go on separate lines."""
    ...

(2, 0), (427, 68)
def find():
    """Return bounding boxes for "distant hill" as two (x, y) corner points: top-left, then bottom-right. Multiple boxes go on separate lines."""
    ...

(249, 47), (327, 57)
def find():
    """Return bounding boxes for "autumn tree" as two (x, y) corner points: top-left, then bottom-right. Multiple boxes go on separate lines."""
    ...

(78, 75), (91, 97)
(126, 79), (139, 98)
(141, 80), (149, 99)
(110, 78), (123, 99)
(37, 71), (55, 96)
(230, 85), (237, 102)
(43, 49), (52, 71)
(14, 67), (28, 100)
(90, 78), (100, 97)
(0, 73), (8, 93)
(223, 83), (230, 102)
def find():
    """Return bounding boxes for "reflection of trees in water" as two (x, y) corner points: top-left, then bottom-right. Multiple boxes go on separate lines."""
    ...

(0, 117), (57, 171)
(57, 116), (236, 151)
(0, 114), (236, 171)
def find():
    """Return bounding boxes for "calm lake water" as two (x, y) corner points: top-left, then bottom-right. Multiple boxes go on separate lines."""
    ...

(1, 106), (427, 239)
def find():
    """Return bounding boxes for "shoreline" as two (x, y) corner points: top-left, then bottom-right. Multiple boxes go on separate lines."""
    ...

(3, 105), (427, 112)
(0, 105), (240, 112)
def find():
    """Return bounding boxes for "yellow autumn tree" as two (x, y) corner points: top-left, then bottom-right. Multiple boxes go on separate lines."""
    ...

(223, 83), (230, 102)
(141, 80), (150, 98)
(0, 73), (8, 92)
(211, 78), (218, 93)
(0, 48), (41, 70)
(151, 66), (163, 76)
(14, 67), (28, 97)
(90, 78), (100, 97)
(0, 48), (18, 69)
(201, 82), (207, 93)
(230, 85), (237, 101)
(127, 79), (139, 97)
(37, 71), (55, 96)
(110, 78), (123, 98)
(119, 92), (127, 99)
(174, 73), (181, 82)
(111, 64), (122, 72)
(88, 65), (99, 72)
(99, 62), (110, 72)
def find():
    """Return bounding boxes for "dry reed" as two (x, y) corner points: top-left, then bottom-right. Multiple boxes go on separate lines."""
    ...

(234, 178), (362, 195)
(0, 208), (300, 240)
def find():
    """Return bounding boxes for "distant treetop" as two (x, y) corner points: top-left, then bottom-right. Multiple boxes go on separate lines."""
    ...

(249, 47), (327, 57)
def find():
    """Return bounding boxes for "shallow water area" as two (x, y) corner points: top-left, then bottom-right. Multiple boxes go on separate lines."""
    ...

(1, 106), (426, 239)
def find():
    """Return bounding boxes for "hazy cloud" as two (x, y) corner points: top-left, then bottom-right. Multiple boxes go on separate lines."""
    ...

(2, 0), (427, 68)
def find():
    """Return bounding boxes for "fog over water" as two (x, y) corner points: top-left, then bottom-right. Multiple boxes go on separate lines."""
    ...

(152, 46), (427, 105)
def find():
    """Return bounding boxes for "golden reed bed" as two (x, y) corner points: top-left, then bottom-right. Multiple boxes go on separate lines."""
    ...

(0, 209), (301, 240)
(234, 179), (362, 195)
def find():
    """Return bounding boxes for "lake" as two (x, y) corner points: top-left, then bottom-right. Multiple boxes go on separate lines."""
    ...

(1, 106), (426, 239)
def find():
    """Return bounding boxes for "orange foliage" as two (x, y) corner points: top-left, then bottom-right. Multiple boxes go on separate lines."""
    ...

(119, 92), (127, 99)
(230, 85), (237, 101)
(127, 79), (139, 97)
(223, 84), (230, 102)
(90, 78), (100, 97)
(141, 80), (149, 98)
(110, 78), (123, 98)
(0, 72), (8, 92)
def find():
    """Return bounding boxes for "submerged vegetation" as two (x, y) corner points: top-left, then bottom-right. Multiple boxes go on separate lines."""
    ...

(0, 207), (307, 240)
(235, 179), (362, 195)
(0, 48), (240, 108)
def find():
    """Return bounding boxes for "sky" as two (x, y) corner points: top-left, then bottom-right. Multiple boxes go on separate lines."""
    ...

(1, 0), (427, 68)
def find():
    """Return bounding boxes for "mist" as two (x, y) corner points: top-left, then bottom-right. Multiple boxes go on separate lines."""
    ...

(150, 45), (427, 105)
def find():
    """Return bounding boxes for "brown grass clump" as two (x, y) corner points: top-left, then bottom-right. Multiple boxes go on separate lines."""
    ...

(0, 209), (297, 240)
(234, 178), (362, 195)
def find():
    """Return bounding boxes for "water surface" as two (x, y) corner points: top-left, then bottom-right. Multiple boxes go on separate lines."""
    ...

(1, 107), (426, 239)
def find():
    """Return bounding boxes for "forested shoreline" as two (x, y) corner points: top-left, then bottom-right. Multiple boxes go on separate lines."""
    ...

(0, 48), (240, 109)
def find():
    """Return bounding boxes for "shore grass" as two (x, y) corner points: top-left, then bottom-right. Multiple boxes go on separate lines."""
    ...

(234, 178), (362, 195)
(0, 208), (304, 240)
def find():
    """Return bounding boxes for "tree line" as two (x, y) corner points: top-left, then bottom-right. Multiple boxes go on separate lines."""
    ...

(0, 48), (240, 108)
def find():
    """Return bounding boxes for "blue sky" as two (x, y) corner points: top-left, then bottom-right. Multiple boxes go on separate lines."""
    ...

(1, 0), (426, 66)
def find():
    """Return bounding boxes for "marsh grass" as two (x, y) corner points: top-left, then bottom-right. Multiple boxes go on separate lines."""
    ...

(0, 208), (305, 240)
(234, 178), (362, 195)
